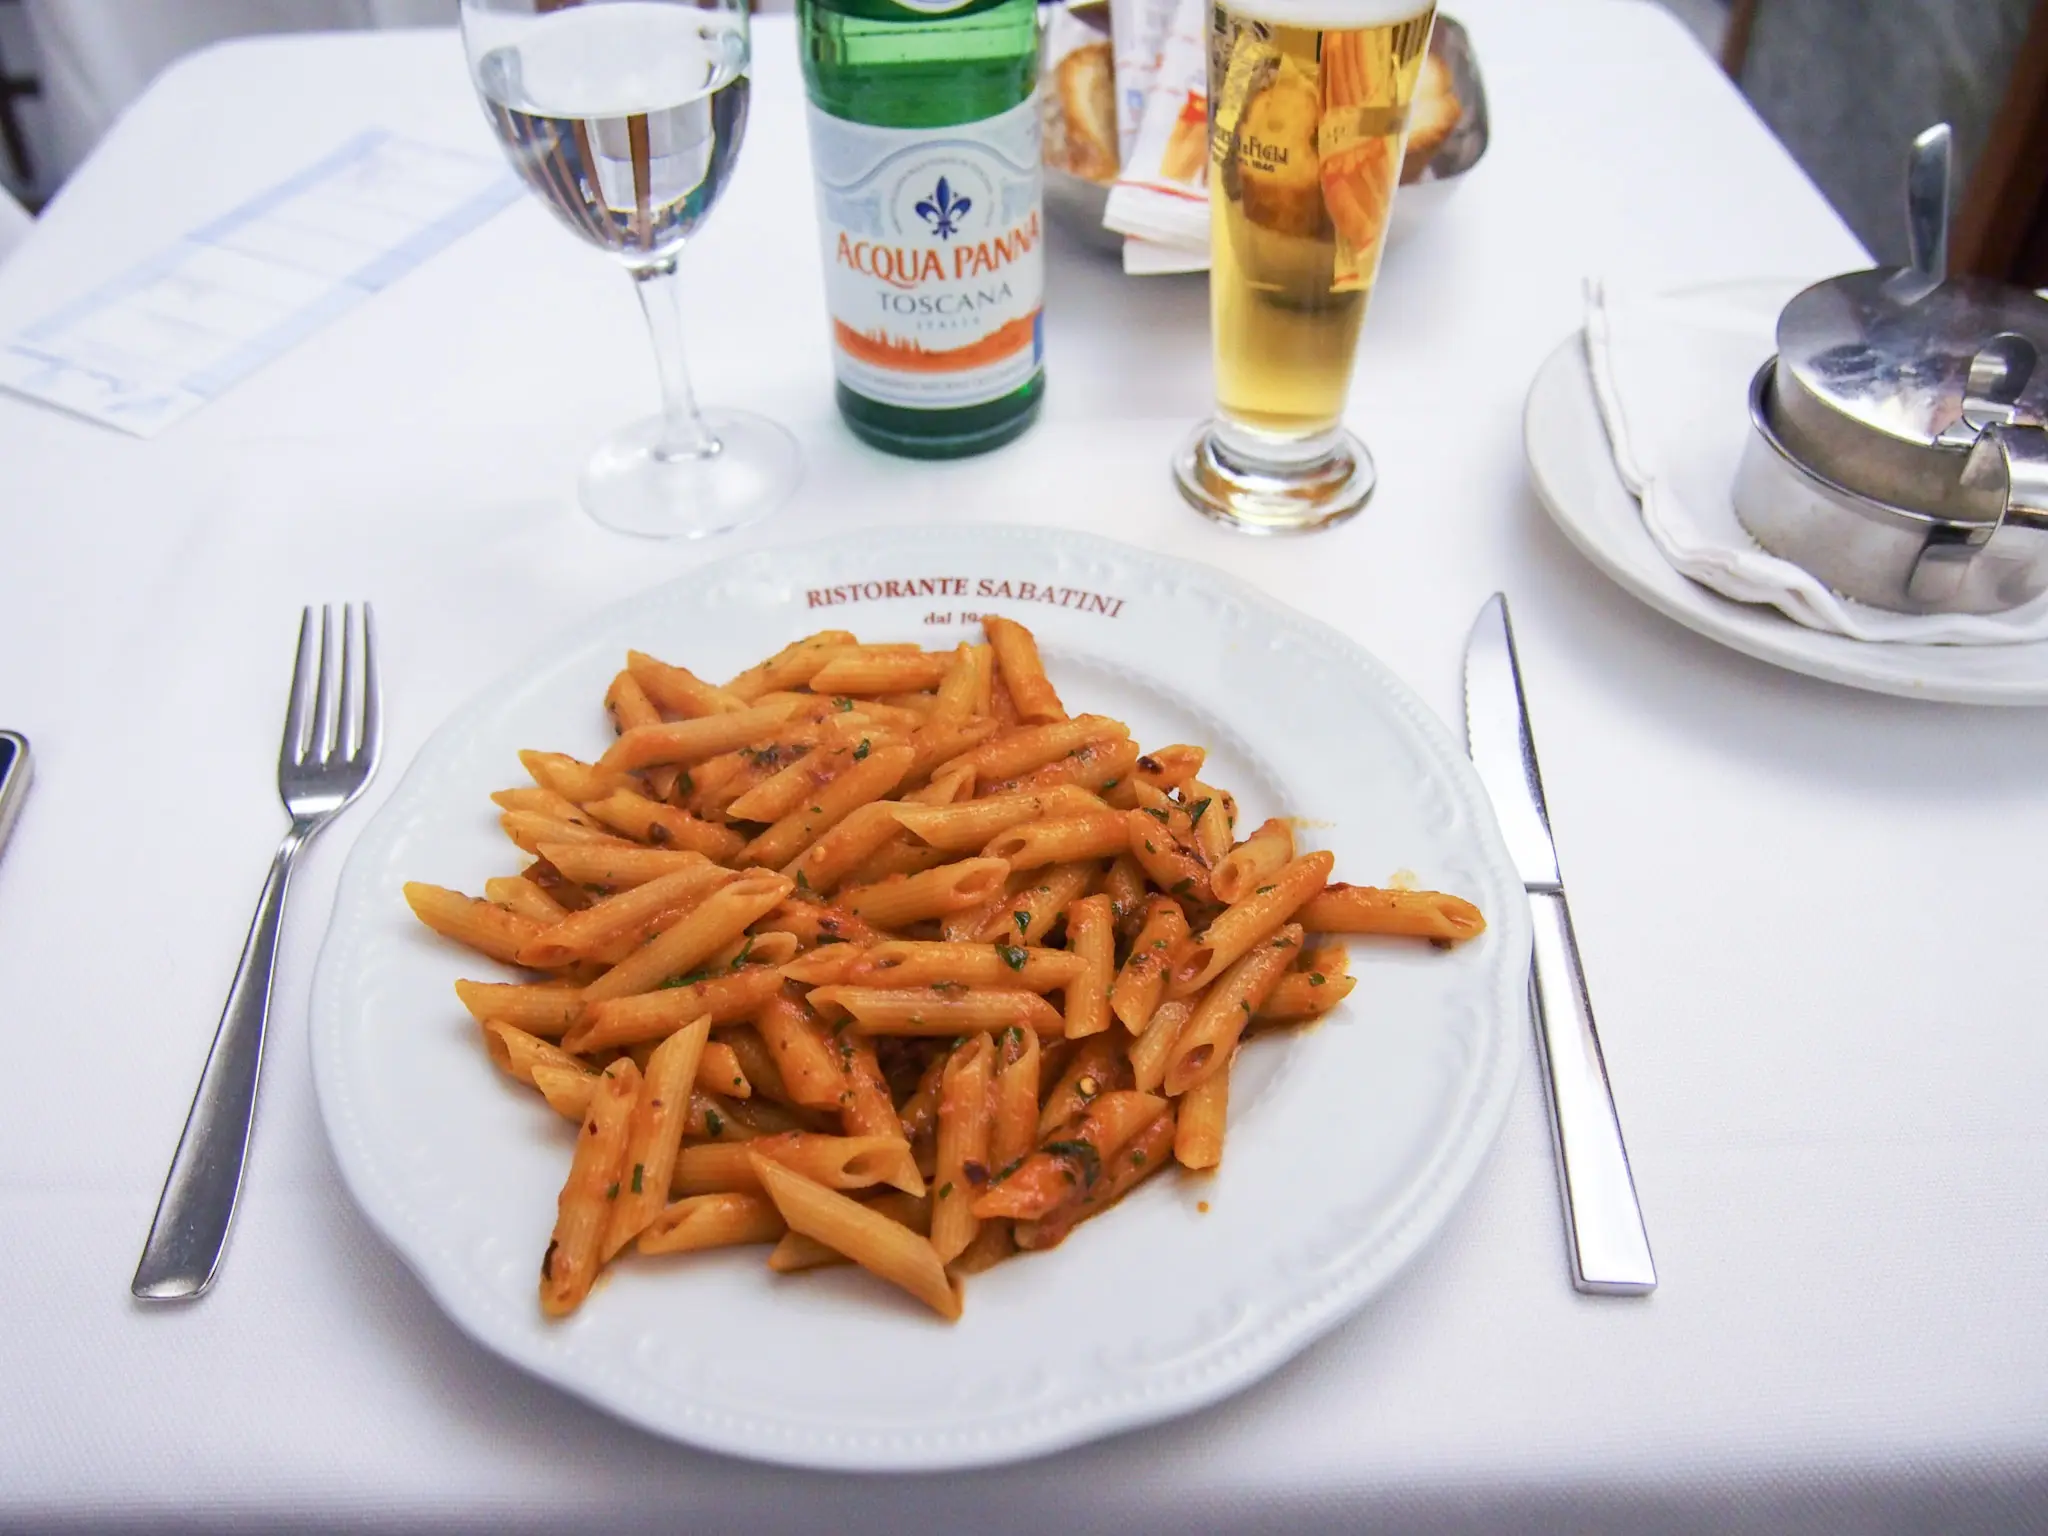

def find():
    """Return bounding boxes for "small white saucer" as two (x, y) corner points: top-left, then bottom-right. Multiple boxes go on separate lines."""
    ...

(1522, 286), (2048, 707)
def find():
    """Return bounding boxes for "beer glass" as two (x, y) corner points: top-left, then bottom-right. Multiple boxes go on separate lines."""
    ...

(463, 0), (801, 538)
(1173, 1), (1436, 533)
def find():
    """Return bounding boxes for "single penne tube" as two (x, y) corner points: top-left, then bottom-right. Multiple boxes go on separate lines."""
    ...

(725, 738), (872, 824)
(783, 801), (905, 895)
(500, 811), (632, 857)
(1211, 817), (1296, 904)
(491, 786), (597, 826)
(1295, 883), (1488, 942)
(750, 1157), (961, 1321)
(981, 811), (1132, 870)
(1174, 1046), (1232, 1170)
(890, 790), (1054, 852)
(626, 649), (747, 717)
(724, 629), (859, 700)
(484, 875), (569, 926)
(988, 1021), (1041, 1175)
(699, 1038), (752, 1098)
(753, 898), (884, 949)
(838, 1037), (904, 1142)
(604, 669), (662, 733)
(512, 860), (728, 968)
(847, 940), (1085, 993)
(903, 717), (1000, 785)
(902, 764), (974, 806)
(603, 1016), (711, 1259)
(1037, 1034), (1125, 1138)
(710, 930), (799, 971)
(580, 871), (793, 1002)
(966, 643), (995, 716)
(839, 856), (1010, 928)
(480, 1020), (585, 1086)
(403, 883), (546, 967)
(539, 1057), (639, 1318)
(897, 1052), (949, 1147)
(986, 734), (1139, 797)
(561, 967), (785, 1053)
(752, 995), (851, 1111)
(1015, 1106), (1176, 1251)
(719, 1026), (794, 1108)
(580, 788), (745, 861)
(1101, 853), (1149, 935)
(598, 699), (806, 772)
(779, 944), (873, 986)
(688, 1091), (756, 1140)
(1179, 779), (1238, 865)
(637, 1191), (786, 1255)
(766, 1190), (929, 1272)
(687, 719), (868, 817)
(1122, 812), (1215, 906)
(674, 1132), (926, 1197)
(1110, 896), (1191, 1032)
(535, 842), (709, 889)
(971, 1090), (1166, 1221)
(972, 860), (1098, 944)
(1162, 923), (1302, 1096)
(520, 749), (633, 804)
(1062, 894), (1115, 1039)
(982, 615), (1065, 723)
(928, 643), (979, 730)
(929, 1034), (993, 1264)
(1169, 851), (1334, 996)
(1127, 999), (1193, 1094)
(740, 742), (916, 869)
(932, 715), (1126, 785)
(808, 650), (955, 695)
(806, 985), (1065, 1038)
(1132, 744), (1205, 792)
(839, 835), (953, 889)
(530, 1063), (598, 1120)
(842, 698), (931, 734)
(1257, 968), (1357, 1023)
(454, 979), (585, 1036)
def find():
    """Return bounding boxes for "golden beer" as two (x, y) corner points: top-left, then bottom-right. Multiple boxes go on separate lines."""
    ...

(1175, 0), (1435, 530)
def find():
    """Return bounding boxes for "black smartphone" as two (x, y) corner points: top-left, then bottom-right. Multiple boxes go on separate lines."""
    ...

(0, 732), (30, 861)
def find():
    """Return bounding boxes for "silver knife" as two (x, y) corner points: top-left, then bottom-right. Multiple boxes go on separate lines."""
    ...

(1464, 594), (1656, 1295)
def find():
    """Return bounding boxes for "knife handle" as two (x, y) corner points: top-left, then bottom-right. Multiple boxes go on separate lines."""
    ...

(1528, 891), (1657, 1295)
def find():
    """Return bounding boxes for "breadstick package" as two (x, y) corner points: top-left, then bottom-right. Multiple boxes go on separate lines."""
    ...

(1100, 0), (1210, 261)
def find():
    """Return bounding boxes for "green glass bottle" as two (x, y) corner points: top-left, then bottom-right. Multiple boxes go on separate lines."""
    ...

(798, 0), (1046, 459)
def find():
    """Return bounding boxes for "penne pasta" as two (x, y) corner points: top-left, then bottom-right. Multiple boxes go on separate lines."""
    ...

(808, 649), (955, 695)
(971, 1091), (1166, 1221)
(1122, 811), (1215, 905)
(1163, 923), (1303, 1096)
(1061, 894), (1115, 1039)
(1296, 883), (1488, 942)
(752, 996), (850, 1111)
(530, 1063), (597, 1121)
(779, 943), (874, 986)
(838, 1036), (904, 1142)
(579, 870), (793, 1002)
(751, 1157), (961, 1320)
(603, 1017), (711, 1258)
(1174, 1046), (1232, 1170)
(1180, 779), (1238, 865)
(403, 883), (547, 967)
(988, 1022), (1041, 1176)
(972, 860), (1098, 944)
(840, 856), (1010, 928)
(491, 786), (597, 827)
(754, 897), (884, 949)
(933, 715), (1125, 786)
(484, 875), (569, 926)
(699, 1038), (753, 1098)
(1109, 896), (1190, 1033)
(982, 615), (1065, 723)
(637, 1191), (785, 1255)
(1127, 999), (1193, 1094)
(984, 734), (1140, 797)
(675, 1133), (926, 1197)
(1169, 851), (1333, 997)
(480, 1020), (585, 1087)
(539, 1057), (639, 1318)
(581, 787), (746, 861)
(981, 811), (1132, 870)
(805, 985), (1065, 1038)
(740, 741), (915, 869)
(1101, 852), (1150, 935)
(500, 811), (632, 857)
(782, 799), (906, 895)
(626, 649), (747, 718)
(724, 629), (858, 700)
(454, 979), (585, 1037)
(560, 967), (784, 1053)
(598, 699), (806, 772)
(767, 1190), (929, 1272)
(520, 749), (633, 804)
(846, 939), (1085, 992)
(929, 1034), (993, 1263)
(1038, 1033), (1127, 1138)
(534, 841), (710, 889)
(890, 790), (1057, 852)
(1212, 817), (1296, 904)
(512, 859), (728, 968)
(1257, 966), (1356, 1024)
(1015, 1106), (1176, 1251)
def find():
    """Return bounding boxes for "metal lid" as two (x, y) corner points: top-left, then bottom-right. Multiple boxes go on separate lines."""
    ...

(1776, 271), (2048, 449)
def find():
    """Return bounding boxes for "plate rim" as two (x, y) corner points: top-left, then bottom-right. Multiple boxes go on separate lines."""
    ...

(308, 522), (1530, 1469)
(1522, 290), (2048, 708)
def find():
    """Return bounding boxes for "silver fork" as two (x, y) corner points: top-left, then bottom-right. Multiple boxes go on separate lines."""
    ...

(133, 605), (382, 1300)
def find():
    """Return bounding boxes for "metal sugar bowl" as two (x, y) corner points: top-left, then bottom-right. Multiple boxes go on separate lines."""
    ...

(1734, 125), (2048, 615)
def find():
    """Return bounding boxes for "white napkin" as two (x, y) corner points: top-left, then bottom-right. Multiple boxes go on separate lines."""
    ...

(1581, 279), (2048, 644)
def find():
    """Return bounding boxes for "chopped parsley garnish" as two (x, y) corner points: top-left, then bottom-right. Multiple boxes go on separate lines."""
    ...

(1256, 884), (1275, 894)
(1043, 1139), (1104, 1188)
(794, 869), (811, 891)
(834, 696), (854, 713)
(1171, 877), (1194, 895)
(996, 944), (1028, 972)
(939, 1182), (954, 1200)
(661, 969), (715, 989)
(704, 1109), (724, 1136)
(631, 1164), (644, 1195)
(1014, 911), (1031, 935)
(1310, 973), (1326, 986)
(1142, 807), (1169, 824)
(730, 935), (755, 970)
(1187, 797), (1212, 828)
(853, 739), (870, 761)
(605, 1182), (619, 1200)
(1130, 1150), (1146, 1166)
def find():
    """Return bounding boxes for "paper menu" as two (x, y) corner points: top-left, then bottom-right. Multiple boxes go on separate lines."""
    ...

(0, 130), (519, 437)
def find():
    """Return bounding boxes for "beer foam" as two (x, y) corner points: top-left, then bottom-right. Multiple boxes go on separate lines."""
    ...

(1222, 0), (1434, 28)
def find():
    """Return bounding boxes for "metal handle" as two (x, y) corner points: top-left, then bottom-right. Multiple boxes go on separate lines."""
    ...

(132, 827), (306, 1300)
(1528, 891), (1657, 1295)
(1905, 122), (1951, 286)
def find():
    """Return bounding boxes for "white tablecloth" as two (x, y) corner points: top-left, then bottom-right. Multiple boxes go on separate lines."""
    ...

(5, 6), (2047, 1531)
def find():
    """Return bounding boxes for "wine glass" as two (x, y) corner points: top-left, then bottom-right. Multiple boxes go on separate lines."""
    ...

(462, 0), (800, 538)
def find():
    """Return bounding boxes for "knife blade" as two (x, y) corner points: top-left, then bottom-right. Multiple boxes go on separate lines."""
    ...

(1464, 593), (1656, 1296)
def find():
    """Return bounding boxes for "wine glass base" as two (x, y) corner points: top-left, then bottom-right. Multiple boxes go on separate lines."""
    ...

(1172, 421), (1376, 535)
(578, 410), (801, 539)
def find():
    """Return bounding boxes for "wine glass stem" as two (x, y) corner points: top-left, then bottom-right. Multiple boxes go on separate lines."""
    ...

(630, 256), (719, 462)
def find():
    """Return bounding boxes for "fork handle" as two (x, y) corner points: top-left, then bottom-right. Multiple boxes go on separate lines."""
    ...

(132, 827), (307, 1300)
(1528, 890), (1657, 1296)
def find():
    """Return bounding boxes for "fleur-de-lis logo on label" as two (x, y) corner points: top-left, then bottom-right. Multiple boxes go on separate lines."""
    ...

(915, 177), (971, 239)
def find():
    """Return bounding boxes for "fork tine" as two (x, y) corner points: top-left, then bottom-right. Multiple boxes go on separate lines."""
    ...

(336, 603), (359, 761)
(280, 607), (318, 766)
(359, 603), (382, 769)
(310, 605), (337, 764)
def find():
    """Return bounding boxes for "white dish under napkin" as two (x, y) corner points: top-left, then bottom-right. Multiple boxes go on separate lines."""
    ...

(1581, 279), (2048, 645)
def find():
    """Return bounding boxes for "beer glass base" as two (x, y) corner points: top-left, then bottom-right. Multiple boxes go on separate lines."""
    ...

(579, 410), (802, 540)
(1172, 421), (1377, 535)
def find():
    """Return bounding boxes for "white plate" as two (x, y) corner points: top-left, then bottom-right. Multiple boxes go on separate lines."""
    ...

(310, 524), (1530, 1470)
(1523, 292), (2048, 706)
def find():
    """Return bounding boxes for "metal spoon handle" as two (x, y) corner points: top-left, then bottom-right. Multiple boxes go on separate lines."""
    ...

(1905, 122), (1951, 285)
